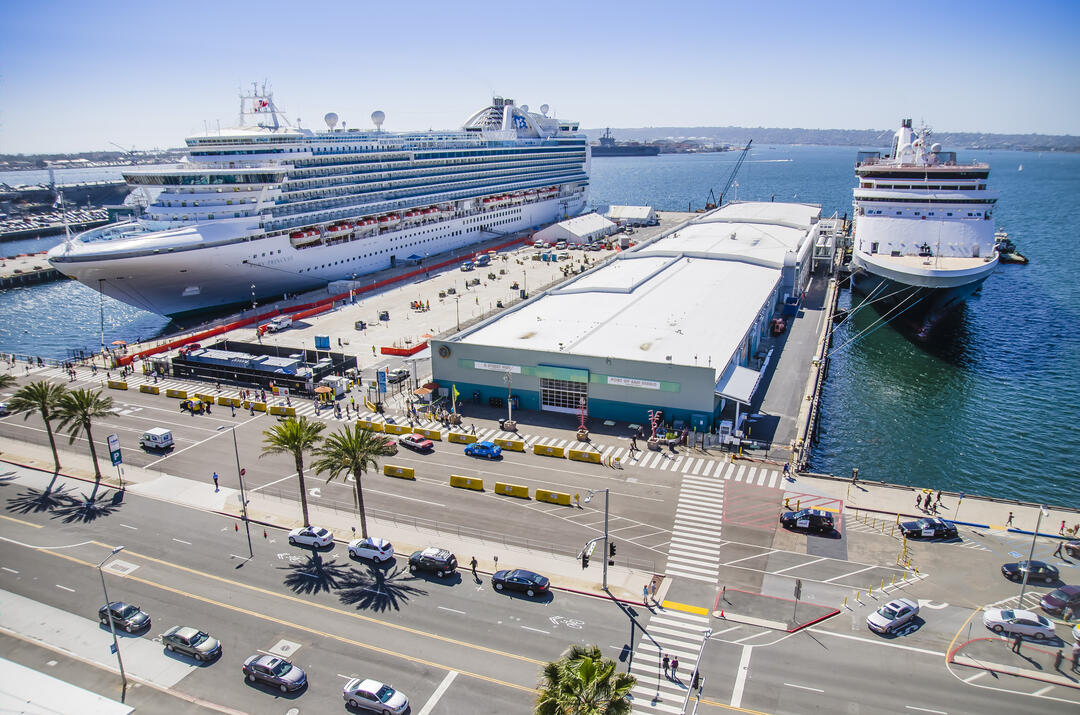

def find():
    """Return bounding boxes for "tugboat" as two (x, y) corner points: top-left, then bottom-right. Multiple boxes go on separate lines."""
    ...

(994, 230), (1029, 264)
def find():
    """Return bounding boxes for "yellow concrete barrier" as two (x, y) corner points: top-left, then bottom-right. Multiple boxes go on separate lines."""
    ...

(357, 419), (385, 432)
(536, 489), (572, 506)
(194, 393), (215, 403)
(533, 443), (566, 458)
(139, 385), (160, 395)
(166, 388), (187, 399)
(494, 482), (529, 499)
(107, 380), (128, 390)
(269, 405), (297, 417)
(384, 464), (416, 480)
(494, 438), (525, 452)
(448, 432), (478, 444)
(415, 427), (442, 441)
(567, 448), (601, 464)
(450, 475), (484, 491)
(382, 423), (409, 435)
(217, 396), (240, 406)
(248, 401), (266, 412)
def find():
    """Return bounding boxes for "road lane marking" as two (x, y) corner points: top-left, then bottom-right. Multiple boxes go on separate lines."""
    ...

(711, 626), (741, 636)
(1, 567), (18, 574)
(1032, 686), (1053, 696)
(119, 524), (138, 530)
(784, 683), (824, 693)
(962, 672), (987, 683)
(0, 513), (43, 528)
(438, 606), (466, 615)
(172, 538), (192, 545)
(905, 707), (947, 714)
(248, 473), (298, 493)
(823, 564), (875, 582)
(55, 584), (75, 592)
(417, 671), (458, 715)
(807, 628), (941, 656)
(770, 556), (828, 574)
(730, 644), (752, 708)
(28, 542), (541, 694)
(521, 626), (549, 634)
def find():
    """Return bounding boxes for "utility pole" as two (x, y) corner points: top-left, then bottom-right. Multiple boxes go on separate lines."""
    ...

(584, 489), (610, 590)
(1019, 505), (1050, 604)
(680, 628), (712, 714)
(97, 546), (128, 699)
(232, 427), (253, 559)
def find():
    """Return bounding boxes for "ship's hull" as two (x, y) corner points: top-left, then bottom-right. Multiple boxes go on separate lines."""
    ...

(590, 146), (659, 157)
(52, 195), (584, 317)
(849, 266), (990, 333)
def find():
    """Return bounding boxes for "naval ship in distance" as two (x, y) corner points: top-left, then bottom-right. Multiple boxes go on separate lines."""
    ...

(589, 128), (659, 157)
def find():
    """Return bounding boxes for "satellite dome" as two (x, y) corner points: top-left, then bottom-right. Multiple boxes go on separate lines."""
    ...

(520, 104), (529, 113)
(930, 142), (942, 153)
(540, 104), (549, 116)
(324, 112), (339, 130)
(371, 110), (386, 130)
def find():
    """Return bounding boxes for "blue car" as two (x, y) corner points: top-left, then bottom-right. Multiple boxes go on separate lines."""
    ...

(464, 440), (502, 459)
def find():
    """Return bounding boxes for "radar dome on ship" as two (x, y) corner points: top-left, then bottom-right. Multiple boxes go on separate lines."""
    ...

(930, 142), (942, 153)
(540, 104), (549, 116)
(324, 112), (339, 130)
(371, 110), (385, 130)
(521, 105), (529, 113)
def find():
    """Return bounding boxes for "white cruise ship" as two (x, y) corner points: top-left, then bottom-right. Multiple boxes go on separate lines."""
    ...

(48, 87), (589, 316)
(851, 119), (998, 330)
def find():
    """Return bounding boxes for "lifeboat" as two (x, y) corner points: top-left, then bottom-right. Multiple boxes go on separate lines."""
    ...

(290, 231), (304, 239)
(378, 216), (390, 223)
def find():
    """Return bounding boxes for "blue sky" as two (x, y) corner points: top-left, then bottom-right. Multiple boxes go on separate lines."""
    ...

(2, 0), (1078, 153)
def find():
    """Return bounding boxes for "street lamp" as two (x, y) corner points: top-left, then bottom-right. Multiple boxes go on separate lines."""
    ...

(455, 295), (461, 332)
(503, 369), (514, 430)
(232, 427), (253, 559)
(681, 628), (712, 714)
(584, 488), (610, 590)
(97, 546), (128, 698)
(1018, 505), (1050, 603)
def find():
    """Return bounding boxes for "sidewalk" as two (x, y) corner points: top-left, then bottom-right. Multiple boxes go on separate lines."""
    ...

(0, 435), (650, 605)
(950, 636), (1080, 690)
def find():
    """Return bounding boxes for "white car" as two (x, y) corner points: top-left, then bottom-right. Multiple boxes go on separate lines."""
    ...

(866, 598), (920, 634)
(343, 678), (409, 714)
(348, 537), (394, 563)
(288, 526), (334, 548)
(983, 608), (1056, 640)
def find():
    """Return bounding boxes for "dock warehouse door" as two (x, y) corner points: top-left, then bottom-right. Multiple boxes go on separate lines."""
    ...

(540, 377), (587, 414)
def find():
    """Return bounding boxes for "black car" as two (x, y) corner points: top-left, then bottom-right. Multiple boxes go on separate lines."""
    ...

(242, 654), (307, 692)
(899, 517), (958, 540)
(1040, 585), (1080, 616)
(408, 547), (457, 577)
(1001, 560), (1059, 583)
(98, 602), (150, 633)
(779, 508), (835, 533)
(492, 569), (550, 597)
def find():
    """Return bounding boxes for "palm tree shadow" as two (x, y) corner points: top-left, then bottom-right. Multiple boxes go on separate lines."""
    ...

(337, 563), (428, 612)
(7, 481), (79, 515)
(51, 485), (122, 523)
(280, 552), (353, 595)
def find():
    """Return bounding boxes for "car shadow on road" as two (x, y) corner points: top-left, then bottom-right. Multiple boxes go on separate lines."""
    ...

(338, 563), (428, 612)
(243, 679), (307, 699)
(492, 588), (554, 604)
(280, 552), (353, 595)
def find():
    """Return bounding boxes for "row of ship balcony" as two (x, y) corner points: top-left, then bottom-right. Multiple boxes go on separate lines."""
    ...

(283, 188), (563, 250)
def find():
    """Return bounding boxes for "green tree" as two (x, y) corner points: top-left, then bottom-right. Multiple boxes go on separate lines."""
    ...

(8, 380), (69, 472)
(311, 424), (392, 538)
(55, 388), (114, 481)
(0, 374), (15, 390)
(535, 644), (636, 715)
(260, 416), (326, 527)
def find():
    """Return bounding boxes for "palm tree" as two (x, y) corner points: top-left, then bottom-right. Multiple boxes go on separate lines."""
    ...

(8, 381), (69, 473)
(260, 416), (326, 527)
(311, 424), (392, 538)
(55, 388), (114, 481)
(0, 374), (15, 390)
(535, 644), (636, 715)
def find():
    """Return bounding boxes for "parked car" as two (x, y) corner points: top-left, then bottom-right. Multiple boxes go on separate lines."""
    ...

(1001, 560), (1058, 583)
(342, 678), (408, 714)
(408, 547), (457, 577)
(398, 433), (434, 452)
(348, 537), (394, 563)
(0, 402), (9, 416)
(866, 598), (920, 634)
(387, 367), (410, 384)
(1065, 540), (1080, 559)
(288, 526), (334, 548)
(982, 608), (1056, 640)
(779, 508), (835, 533)
(899, 517), (958, 540)
(98, 602), (150, 633)
(242, 654), (307, 692)
(492, 568), (550, 597)
(1040, 585), (1080, 616)
(161, 625), (222, 661)
(464, 440), (502, 459)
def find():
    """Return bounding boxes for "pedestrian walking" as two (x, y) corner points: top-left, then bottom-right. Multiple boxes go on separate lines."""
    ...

(662, 654), (670, 676)
(935, 490), (942, 507)
(1061, 520), (1067, 535)
(1072, 641), (1080, 671)
(643, 584), (650, 605)
(1011, 633), (1022, 653)
(630, 437), (638, 452)
(230, 404), (235, 417)
(692, 670), (701, 691)
(1006, 511), (1014, 527)
(1054, 649), (1064, 671)
(470, 556), (478, 577)
(916, 493), (923, 511)
(783, 462), (790, 477)
(671, 656), (679, 680)
(212, 472), (219, 492)
(1054, 541), (1064, 558)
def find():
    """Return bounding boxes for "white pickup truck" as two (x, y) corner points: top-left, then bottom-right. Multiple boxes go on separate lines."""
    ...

(263, 316), (292, 333)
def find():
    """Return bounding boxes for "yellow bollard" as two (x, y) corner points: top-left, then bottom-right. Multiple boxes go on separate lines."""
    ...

(843, 596), (848, 609)
(891, 575), (896, 586)
(896, 513), (901, 524)
(869, 584), (873, 597)
(881, 579), (885, 591)
(855, 591), (861, 603)
(796, 499), (801, 511)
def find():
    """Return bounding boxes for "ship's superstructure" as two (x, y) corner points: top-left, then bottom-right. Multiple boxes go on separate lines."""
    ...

(48, 87), (589, 316)
(850, 119), (998, 328)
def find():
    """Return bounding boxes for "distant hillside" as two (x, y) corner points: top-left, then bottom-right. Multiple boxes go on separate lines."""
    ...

(586, 126), (1080, 153)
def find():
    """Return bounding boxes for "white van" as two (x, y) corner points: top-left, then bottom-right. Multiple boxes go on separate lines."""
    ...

(140, 427), (174, 451)
(264, 316), (292, 333)
(319, 376), (349, 398)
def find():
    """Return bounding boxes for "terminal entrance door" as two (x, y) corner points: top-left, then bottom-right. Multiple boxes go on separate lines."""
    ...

(539, 377), (587, 414)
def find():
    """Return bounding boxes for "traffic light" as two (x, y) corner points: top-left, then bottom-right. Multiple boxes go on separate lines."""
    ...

(609, 542), (617, 556)
(581, 551), (590, 569)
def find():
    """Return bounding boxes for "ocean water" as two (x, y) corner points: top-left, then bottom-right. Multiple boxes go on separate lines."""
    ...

(1, 151), (1077, 504)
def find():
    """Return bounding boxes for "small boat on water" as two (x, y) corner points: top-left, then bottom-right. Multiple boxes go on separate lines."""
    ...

(995, 230), (1029, 264)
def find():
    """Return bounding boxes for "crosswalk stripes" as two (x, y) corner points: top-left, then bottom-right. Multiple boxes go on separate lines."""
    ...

(664, 472), (725, 583)
(628, 609), (711, 713)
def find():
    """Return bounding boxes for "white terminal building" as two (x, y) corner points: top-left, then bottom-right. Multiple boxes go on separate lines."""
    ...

(532, 212), (617, 246)
(599, 204), (658, 226)
(431, 202), (827, 430)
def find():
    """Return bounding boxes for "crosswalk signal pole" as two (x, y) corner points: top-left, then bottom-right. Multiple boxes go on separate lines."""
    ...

(584, 489), (610, 590)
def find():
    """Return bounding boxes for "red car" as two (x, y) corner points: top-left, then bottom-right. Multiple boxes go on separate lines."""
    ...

(399, 433), (434, 452)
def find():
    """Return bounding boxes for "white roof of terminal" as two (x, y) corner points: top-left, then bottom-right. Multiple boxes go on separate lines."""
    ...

(457, 202), (818, 374)
(602, 205), (655, 219)
(553, 212), (616, 237)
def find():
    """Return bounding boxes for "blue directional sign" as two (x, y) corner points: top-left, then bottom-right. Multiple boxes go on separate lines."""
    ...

(376, 370), (387, 395)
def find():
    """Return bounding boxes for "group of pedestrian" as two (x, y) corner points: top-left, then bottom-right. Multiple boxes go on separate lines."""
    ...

(661, 654), (680, 680)
(916, 491), (941, 514)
